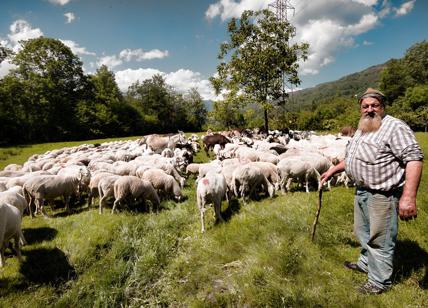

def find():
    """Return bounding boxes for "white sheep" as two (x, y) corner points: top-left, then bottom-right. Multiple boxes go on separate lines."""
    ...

(196, 171), (228, 233)
(112, 176), (160, 213)
(98, 174), (121, 214)
(140, 168), (183, 201)
(0, 203), (23, 267)
(23, 175), (80, 217)
(232, 164), (274, 204)
(277, 157), (318, 193)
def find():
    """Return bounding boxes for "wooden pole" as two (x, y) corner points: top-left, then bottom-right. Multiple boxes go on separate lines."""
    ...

(311, 188), (323, 241)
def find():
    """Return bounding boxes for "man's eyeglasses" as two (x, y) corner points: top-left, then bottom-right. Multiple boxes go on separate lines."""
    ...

(361, 103), (382, 110)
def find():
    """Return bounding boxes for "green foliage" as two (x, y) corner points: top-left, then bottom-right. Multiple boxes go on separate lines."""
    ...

(0, 38), (206, 145)
(210, 9), (308, 130)
(126, 75), (207, 133)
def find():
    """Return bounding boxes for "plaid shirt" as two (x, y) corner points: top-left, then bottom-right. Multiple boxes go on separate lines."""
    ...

(345, 115), (423, 191)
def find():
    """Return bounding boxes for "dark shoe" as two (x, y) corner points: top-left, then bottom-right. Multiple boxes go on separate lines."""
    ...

(358, 281), (386, 295)
(344, 261), (366, 273)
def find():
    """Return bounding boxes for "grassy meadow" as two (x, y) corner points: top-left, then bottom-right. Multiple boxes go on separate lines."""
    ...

(0, 133), (427, 307)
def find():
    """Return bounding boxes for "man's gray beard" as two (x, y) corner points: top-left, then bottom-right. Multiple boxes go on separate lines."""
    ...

(358, 113), (382, 133)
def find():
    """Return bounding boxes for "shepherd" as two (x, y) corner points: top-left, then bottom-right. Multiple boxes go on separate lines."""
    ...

(320, 88), (423, 295)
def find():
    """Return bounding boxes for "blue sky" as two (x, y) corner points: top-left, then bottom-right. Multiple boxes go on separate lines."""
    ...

(0, 0), (427, 100)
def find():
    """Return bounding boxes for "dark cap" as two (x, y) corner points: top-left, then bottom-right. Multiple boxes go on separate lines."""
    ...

(359, 88), (386, 104)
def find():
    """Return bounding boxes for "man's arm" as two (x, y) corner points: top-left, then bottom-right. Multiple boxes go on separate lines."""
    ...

(399, 160), (423, 220)
(320, 160), (346, 187)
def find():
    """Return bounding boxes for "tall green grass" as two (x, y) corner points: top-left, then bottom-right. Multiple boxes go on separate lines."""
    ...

(0, 133), (427, 307)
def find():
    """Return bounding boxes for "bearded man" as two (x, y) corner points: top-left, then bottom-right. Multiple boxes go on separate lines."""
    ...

(320, 88), (423, 294)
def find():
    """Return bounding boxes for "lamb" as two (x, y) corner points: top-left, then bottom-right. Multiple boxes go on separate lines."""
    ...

(140, 168), (183, 201)
(112, 176), (160, 213)
(196, 171), (228, 233)
(0, 203), (23, 267)
(232, 164), (274, 204)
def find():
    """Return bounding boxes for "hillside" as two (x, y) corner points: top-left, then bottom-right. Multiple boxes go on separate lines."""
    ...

(291, 63), (386, 110)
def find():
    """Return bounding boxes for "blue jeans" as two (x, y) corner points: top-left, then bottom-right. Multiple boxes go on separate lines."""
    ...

(354, 187), (400, 290)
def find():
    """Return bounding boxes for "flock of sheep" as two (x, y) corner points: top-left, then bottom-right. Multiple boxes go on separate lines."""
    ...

(0, 129), (352, 267)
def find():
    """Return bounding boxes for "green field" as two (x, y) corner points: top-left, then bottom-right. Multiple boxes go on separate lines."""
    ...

(0, 133), (427, 307)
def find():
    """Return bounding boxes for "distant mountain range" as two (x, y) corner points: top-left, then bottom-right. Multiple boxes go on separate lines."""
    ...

(290, 63), (386, 110)
(204, 62), (387, 112)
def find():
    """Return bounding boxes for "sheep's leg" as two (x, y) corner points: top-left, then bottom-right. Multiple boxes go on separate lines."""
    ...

(14, 234), (22, 262)
(65, 195), (71, 213)
(112, 198), (120, 214)
(0, 244), (5, 267)
(197, 194), (206, 233)
(19, 230), (27, 246)
(214, 199), (224, 224)
(99, 196), (107, 214)
(286, 178), (292, 192)
(87, 189), (93, 208)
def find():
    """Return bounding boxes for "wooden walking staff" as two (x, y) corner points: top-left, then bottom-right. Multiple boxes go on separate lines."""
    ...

(311, 189), (323, 241)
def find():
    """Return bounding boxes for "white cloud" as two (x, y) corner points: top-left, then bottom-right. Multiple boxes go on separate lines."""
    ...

(96, 48), (169, 69)
(48, 0), (71, 5)
(394, 0), (415, 17)
(206, 0), (383, 76)
(119, 48), (169, 61)
(0, 60), (16, 78)
(7, 20), (43, 50)
(60, 39), (96, 56)
(115, 68), (217, 100)
(363, 40), (373, 45)
(64, 12), (76, 23)
(351, 0), (378, 6)
(97, 55), (123, 69)
(205, 0), (268, 21)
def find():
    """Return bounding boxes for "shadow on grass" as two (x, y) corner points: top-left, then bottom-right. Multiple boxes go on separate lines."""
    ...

(20, 247), (76, 285)
(222, 198), (242, 222)
(393, 239), (428, 289)
(22, 227), (57, 244)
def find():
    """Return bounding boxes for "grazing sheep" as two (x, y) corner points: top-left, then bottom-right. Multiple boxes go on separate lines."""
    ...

(248, 161), (280, 192)
(140, 168), (183, 201)
(0, 203), (23, 267)
(277, 157), (318, 193)
(23, 175), (80, 217)
(87, 171), (115, 208)
(98, 175), (121, 214)
(112, 176), (160, 213)
(196, 171), (228, 233)
(232, 164), (274, 204)
(0, 187), (28, 245)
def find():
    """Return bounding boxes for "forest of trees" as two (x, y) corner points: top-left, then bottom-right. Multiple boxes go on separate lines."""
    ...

(0, 37), (207, 145)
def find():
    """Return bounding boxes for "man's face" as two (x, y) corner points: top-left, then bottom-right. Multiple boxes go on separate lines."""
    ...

(358, 97), (385, 133)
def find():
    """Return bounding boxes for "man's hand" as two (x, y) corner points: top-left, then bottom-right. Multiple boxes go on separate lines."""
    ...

(398, 195), (417, 221)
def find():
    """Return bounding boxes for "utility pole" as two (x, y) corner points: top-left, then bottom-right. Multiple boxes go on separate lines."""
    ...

(268, 0), (295, 104)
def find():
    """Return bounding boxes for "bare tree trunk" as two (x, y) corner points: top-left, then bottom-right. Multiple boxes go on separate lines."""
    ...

(264, 108), (269, 132)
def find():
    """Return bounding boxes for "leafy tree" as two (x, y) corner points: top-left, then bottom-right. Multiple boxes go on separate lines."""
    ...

(10, 37), (87, 141)
(207, 88), (247, 130)
(380, 40), (428, 102)
(182, 88), (207, 131)
(210, 9), (308, 131)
